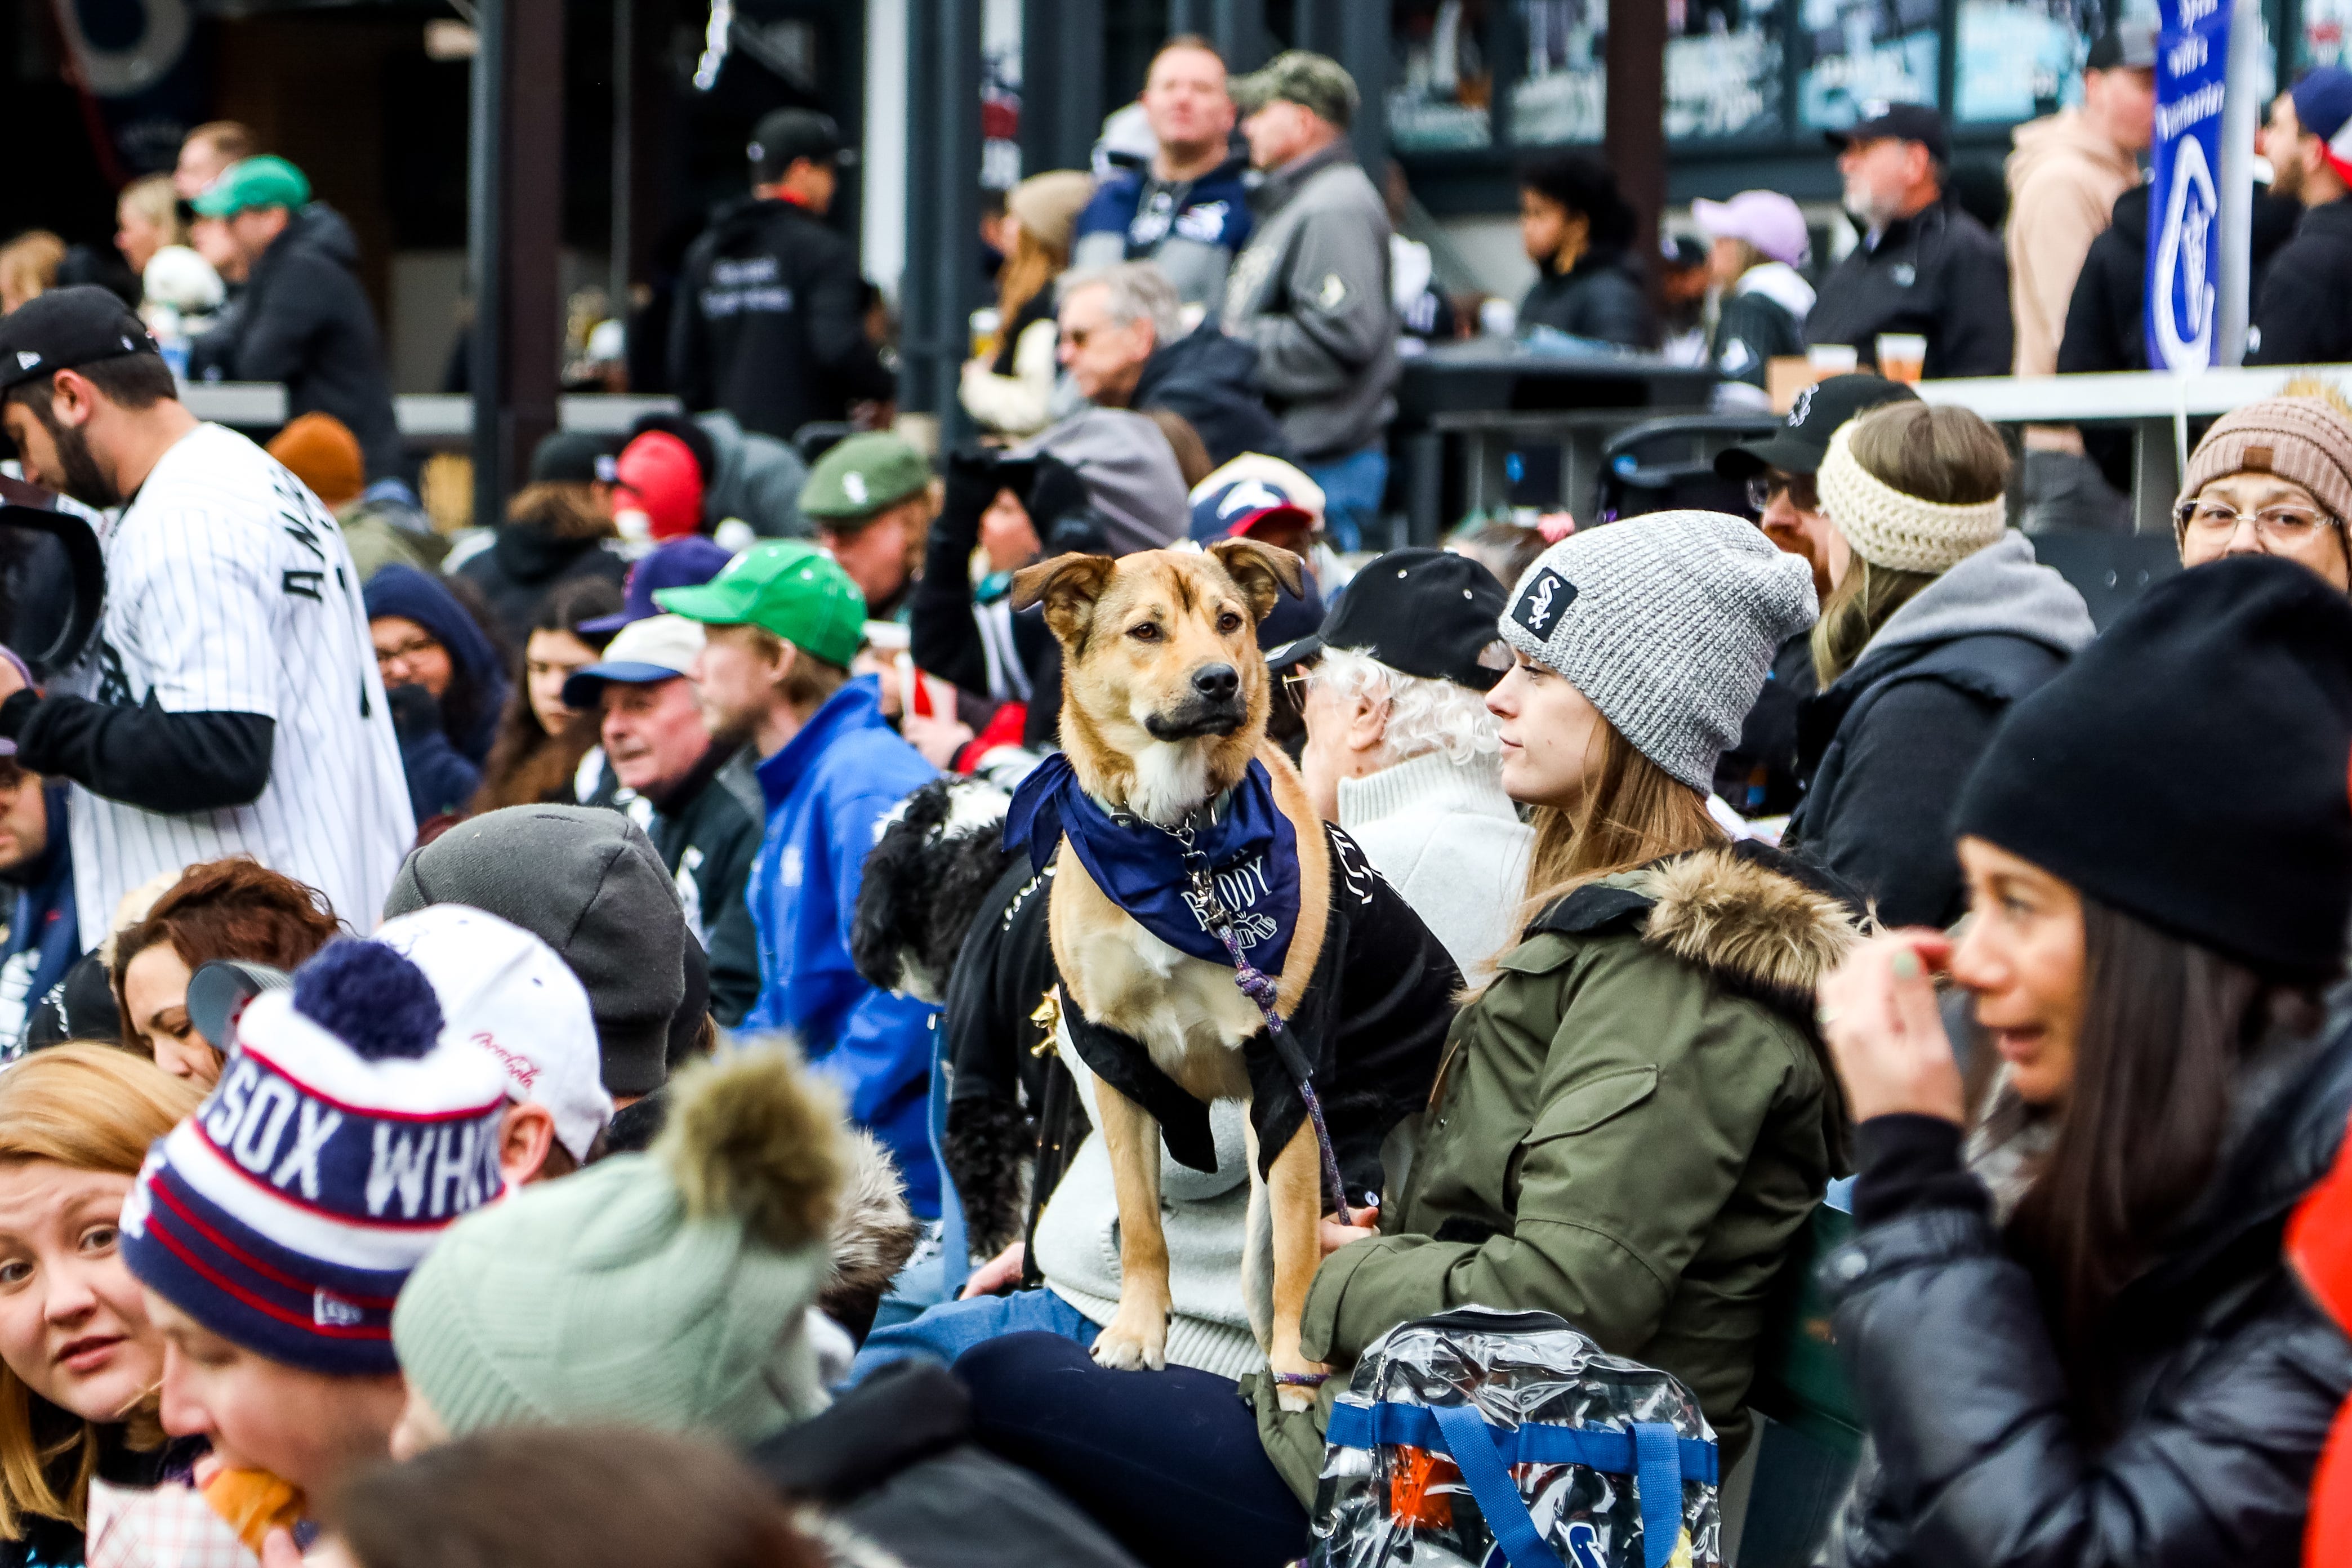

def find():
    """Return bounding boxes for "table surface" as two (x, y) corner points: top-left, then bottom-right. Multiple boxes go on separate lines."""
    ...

(177, 384), (683, 436)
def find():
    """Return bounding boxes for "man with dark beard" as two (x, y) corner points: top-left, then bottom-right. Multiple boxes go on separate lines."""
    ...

(0, 286), (413, 949)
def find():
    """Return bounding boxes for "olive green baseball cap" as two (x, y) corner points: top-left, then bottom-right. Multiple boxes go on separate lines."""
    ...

(1230, 51), (1359, 129)
(799, 432), (932, 522)
(653, 541), (866, 669)
(189, 155), (312, 217)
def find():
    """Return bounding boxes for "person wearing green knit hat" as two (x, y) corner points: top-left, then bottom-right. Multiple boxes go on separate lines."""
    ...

(390, 1045), (846, 1449)
(187, 152), (405, 479)
(657, 541), (945, 1217)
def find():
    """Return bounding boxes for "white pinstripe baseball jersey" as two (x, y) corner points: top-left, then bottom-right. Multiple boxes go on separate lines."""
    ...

(59, 423), (415, 947)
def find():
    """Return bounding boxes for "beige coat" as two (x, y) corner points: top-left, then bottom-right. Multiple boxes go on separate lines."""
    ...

(2005, 109), (2141, 379)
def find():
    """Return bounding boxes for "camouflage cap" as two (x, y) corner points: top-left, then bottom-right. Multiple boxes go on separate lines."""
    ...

(798, 431), (932, 522)
(1230, 51), (1359, 130)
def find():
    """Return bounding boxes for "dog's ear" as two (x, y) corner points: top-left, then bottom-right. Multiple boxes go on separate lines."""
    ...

(1208, 537), (1306, 624)
(1011, 553), (1117, 644)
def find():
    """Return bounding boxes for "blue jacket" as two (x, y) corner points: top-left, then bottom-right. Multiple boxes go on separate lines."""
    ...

(746, 679), (942, 1215)
(0, 783), (79, 1056)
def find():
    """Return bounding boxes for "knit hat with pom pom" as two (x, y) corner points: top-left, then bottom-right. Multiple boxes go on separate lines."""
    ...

(120, 939), (512, 1376)
(391, 1045), (850, 1445)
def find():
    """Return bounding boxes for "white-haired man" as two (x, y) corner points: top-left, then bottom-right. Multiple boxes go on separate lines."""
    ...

(1055, 261), (1287, 468)
(1271, 547), (1530, 969)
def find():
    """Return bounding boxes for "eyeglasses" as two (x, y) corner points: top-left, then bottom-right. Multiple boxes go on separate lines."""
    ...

(2176, 501), (2344, 545)
(1747, 473), (1820, 514)
(1280, 669), (1317, 703)
(375, 636), (442, 668)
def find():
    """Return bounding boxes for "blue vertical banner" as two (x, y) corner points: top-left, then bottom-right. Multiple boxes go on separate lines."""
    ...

(2146, 0), (2233, 368)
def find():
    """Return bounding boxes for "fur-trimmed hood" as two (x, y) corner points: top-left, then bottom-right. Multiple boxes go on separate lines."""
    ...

(1533, 839), (1863, 1028)
(1634, 843), (1861, 1021)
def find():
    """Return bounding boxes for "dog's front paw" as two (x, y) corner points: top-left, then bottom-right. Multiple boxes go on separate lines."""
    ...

(1091, 1303), (1169, 1371)
(1270, 1355), (1327, 1411)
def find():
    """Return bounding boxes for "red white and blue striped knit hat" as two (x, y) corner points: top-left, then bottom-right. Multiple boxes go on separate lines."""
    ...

(120, 939), (510, 1376)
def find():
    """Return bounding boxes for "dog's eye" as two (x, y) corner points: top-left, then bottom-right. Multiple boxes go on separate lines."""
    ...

(1217, 612), (1244, 634)
(1128, 622), (1160, 642)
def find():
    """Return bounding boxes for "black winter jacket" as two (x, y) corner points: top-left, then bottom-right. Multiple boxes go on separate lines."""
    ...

(192, 210), (403, 480)
(1824, 1021), (2352, 1567)
(1806, 199), (2012, 379)
(670, 197), (897, 441)
(1517, 246), (1655, 348)
(752, 1358), (1143, 1568)
(1788, 536), (2092, 929)
(2059, 183), (2303, 488)
(455, 525), (628, 648)
(1130, 322), (1292, 468)
(910, 452), (1062, 749)
(2251, 199), (2352, 367)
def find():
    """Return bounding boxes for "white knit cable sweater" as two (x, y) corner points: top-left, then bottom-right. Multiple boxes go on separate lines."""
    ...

(1338, 750), (1534, 973)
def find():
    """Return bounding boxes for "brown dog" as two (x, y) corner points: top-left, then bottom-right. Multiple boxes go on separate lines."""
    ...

(1011, 538), (1334, 1407)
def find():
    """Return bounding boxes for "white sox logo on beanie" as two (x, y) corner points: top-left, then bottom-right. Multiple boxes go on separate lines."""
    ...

(1511, 568), (1578, 637)
(121, 939), (510, 1376)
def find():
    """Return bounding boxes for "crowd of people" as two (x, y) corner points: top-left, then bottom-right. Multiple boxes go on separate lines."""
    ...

(0, 21), (2345, 1568)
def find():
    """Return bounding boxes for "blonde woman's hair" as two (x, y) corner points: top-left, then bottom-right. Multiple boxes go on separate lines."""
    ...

(0, 1045), (203, 1540)
(0, 233), (65, 310)
(117, 176), (184, 251)
(1811, 400), (2006, 686)
(1507, 717), (1725, 958)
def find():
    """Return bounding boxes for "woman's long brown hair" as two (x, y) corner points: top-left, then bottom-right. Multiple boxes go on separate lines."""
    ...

(2002, 898), (2319, 1435)
(1508, 718), (1725, 951)
(0, 1046), (203, 1538)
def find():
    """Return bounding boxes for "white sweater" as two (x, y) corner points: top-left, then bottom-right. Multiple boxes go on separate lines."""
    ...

(1338, 751), (1533, 973)
(1032, 1031), (1266, 1380)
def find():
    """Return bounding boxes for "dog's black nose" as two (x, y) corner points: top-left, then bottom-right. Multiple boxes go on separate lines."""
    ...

(1192, 663), (1240, 703)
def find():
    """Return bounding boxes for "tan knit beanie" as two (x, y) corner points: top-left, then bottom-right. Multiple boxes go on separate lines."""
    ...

(1817, 420), (2008, 574)
(1005, 170), (1096, 257)
(2174, 394), (2352, 550)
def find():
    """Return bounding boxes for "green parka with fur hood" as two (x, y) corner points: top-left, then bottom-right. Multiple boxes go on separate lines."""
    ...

(1246, 840), (1859, 1503)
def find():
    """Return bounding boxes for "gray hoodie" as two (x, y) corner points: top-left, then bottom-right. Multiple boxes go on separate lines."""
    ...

(1219, 144), (1399, 464)
(1790, 532), (2093, 928)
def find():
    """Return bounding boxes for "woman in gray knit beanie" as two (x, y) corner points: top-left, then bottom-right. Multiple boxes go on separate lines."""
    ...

(1212, 509), (1863, 1497)
(2176, 382), (2352, 592)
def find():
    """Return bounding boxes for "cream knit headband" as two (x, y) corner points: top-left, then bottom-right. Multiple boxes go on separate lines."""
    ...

(1817, 421), (2007, 574)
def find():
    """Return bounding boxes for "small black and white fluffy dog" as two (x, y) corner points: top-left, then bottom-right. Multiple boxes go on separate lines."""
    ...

(851, 776), (1018, 1006)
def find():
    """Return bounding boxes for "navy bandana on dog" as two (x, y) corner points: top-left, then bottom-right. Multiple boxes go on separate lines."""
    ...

(1005, 752), (1302, 978)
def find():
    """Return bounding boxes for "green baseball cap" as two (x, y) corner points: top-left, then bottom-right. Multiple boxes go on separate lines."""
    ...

(799, 432), (932, 522)
(1230, 51), (1360, 129)
(189, 155), (312, 218)
(654, 540), (866, 668)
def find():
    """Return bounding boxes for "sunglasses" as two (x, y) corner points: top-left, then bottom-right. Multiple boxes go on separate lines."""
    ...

(1747, 472), (1820, 514)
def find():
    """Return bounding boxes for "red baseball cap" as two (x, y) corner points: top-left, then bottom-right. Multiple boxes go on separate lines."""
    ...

(613, 431), (705, 542)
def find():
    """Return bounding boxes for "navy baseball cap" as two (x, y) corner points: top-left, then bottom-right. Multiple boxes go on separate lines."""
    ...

(1268, 547), (1513, 692)
(1189, 475), (1316, 544)
(580, 536), (736, 634)
(1824, 100), (1950, 164)
(0, 286), (162, 393)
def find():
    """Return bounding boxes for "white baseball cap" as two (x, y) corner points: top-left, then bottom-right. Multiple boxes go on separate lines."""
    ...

(559, 612), (706, 709)
(373, 905), (613, 1165)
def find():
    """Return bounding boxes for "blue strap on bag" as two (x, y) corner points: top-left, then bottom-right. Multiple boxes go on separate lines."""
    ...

(1329, 1401), (1710, 1568)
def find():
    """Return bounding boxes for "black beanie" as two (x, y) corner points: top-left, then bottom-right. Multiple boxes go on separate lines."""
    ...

(1953, 555), (2352, 983)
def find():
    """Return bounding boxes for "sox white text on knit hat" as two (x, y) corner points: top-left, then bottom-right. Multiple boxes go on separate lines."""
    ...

(119, 940), (510, 1375)
(1816, 420), (2007, 574)
(1499, 511), (1818, 789)
(374, 905), (613, 1165)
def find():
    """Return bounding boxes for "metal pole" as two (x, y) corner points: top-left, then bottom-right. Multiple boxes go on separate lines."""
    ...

(1335, 0), (1386, 177)
(467, 0), (507, 534)
(2213, 0), (2261, 365)
(1604, 0), (1665, 305)
(934, 0), (983, 447)
(610, 0), (631, 327)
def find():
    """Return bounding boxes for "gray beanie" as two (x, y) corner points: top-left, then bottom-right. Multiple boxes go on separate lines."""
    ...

(382, 806), (688, 1096)
(1498, 511), (1818, 789)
